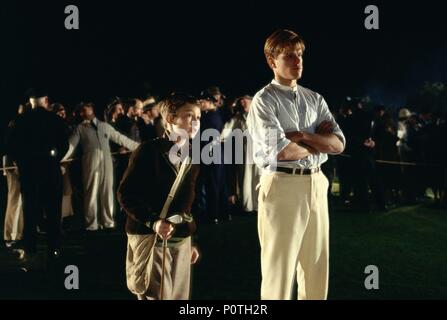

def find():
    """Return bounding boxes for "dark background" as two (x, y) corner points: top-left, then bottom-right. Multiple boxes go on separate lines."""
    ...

(1, 1), (447, 300)
(1, 0), (447, 128)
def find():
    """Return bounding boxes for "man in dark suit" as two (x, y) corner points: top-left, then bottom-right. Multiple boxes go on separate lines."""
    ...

(196, 90), (230, 224)
(349, 99), (386, 212)
(6, 88), (69, 264)
(139, 101), (160, 142)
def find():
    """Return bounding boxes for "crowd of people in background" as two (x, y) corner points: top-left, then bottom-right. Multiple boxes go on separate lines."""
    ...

(1, 86), (447, 264)
(329, 97), (447, 212)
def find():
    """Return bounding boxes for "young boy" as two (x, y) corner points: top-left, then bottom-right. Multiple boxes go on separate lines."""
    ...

(118, 93), (201, 300)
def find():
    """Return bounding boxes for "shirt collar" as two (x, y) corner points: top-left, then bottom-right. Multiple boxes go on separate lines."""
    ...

(271, 79), (298, 93)
(83, 117), (98, 125)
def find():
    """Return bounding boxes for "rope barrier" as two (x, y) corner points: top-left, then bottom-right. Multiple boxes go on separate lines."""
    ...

(337, 153), (441, 168)
(0, 150), (133, 173)
(1, 151), (442, 173)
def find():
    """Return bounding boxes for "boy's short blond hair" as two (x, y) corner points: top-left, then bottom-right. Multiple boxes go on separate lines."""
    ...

(264, 29), (306, 62)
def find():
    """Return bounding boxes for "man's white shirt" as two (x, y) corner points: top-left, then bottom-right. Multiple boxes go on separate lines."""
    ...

(247, 79), (346, 173)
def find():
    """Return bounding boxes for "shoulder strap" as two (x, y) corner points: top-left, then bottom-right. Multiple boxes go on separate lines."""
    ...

(159, 156), (191, 219)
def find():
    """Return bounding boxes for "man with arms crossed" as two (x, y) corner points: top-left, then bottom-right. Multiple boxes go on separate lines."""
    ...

(247, 29), (346, 300)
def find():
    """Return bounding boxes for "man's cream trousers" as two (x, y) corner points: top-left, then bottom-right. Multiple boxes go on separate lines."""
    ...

(258, 171), (329, 300)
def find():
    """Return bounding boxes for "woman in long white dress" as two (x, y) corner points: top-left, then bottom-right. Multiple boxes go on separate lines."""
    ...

(3, 155), (24, 245)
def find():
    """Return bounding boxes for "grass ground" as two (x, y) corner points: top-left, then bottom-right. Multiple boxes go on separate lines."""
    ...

(192, 203), (447, 299)
(1, 200), (445, 300)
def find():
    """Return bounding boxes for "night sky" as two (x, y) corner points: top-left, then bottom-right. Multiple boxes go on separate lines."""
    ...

(2, 0), (447, 126)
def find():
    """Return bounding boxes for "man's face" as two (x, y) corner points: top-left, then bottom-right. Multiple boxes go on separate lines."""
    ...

(116, 104), (124, 115)
(80, 106), (95, 120)
(213, 94), (223, 106)
(134, 106), (143, 117)
(29, 96), (49, 109)
(56, 109), (66, 119)
(341, 107), (352, 116)
(112, 104), (124, 120)
(199, 99), (215, 111)
(170, 103), (201, 139)
(270, 47), (303, 82)
(150, 105), (160, 118)
(241, 98), (252, 113)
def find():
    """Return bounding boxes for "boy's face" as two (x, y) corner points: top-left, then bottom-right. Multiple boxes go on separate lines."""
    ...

(170, 103), (201, 138)
(270, 47), (303, 82)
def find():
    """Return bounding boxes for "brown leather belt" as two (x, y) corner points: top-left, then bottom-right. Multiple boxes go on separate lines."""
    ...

(274, 166), (321, 175)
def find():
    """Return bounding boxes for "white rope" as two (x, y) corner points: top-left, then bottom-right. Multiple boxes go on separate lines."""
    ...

(338, 153), (440, 167)
(0, 150), (133, 172)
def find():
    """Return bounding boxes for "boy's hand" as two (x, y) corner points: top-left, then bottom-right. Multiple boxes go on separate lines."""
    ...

(154, 220), (174, 240)
(191, 246), (200, 264)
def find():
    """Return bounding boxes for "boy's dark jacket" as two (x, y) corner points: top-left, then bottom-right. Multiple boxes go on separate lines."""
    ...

(117, 137), (199, 236)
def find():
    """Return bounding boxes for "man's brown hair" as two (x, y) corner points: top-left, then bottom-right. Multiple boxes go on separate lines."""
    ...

(264, 29), (305, 62)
